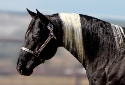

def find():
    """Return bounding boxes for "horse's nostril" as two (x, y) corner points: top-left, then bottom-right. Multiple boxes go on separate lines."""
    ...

(17, 63), (22, 68)
(26, 60), (34, 69)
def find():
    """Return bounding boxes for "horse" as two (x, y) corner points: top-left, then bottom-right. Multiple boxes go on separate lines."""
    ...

(16, 9), (125, 85)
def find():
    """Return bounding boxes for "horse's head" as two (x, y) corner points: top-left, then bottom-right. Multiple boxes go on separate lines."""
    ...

(16, 9), (59, 76)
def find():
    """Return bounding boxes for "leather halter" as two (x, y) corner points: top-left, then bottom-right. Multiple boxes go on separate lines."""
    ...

(21, 23), (56, 57)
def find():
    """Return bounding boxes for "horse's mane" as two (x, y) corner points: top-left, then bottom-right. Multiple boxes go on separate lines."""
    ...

(111, 24), (125, 49)
(59, 13), (85, 63)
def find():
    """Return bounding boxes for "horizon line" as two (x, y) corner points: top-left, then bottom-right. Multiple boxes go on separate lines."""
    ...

(0, 10), (125, 21)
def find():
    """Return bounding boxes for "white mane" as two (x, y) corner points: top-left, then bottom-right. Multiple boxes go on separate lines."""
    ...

(59, 13), (85, 63)
(111, 24), (125, 49)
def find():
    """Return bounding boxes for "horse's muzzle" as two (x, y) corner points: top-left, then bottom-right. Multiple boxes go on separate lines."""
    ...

(16, 63), (33, 76)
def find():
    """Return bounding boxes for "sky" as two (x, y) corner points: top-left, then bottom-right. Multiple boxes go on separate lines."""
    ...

(0, 0), (125, 19)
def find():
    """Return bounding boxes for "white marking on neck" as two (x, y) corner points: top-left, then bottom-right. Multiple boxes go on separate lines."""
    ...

(59, 13), (85, 63)
(111, 24), (125, 49)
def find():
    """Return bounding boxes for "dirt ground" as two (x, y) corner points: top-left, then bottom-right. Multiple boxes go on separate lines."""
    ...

(0, 75), (89, 85)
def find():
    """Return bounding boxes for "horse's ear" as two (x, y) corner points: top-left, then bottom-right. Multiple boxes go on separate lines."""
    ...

(36, 9), (49, 24)
(26, 8), (36, 17)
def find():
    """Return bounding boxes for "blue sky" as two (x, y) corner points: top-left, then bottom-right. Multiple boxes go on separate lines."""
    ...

(0, 0), (125, 19)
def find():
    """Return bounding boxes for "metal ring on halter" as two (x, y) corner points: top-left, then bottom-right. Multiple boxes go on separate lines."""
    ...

(21, 23), (56, 58)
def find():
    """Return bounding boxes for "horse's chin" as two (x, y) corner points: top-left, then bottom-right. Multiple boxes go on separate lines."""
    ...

(18, 69), (33, 76)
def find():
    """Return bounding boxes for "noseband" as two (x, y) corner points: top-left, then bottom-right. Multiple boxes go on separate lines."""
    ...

(21, 23), (56, 58)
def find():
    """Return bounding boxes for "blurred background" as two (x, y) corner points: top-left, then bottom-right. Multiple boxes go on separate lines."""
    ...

(0, 0), (125, 85)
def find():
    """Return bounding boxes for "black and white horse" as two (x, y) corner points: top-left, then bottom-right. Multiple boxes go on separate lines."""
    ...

(17, 9), (125, 85)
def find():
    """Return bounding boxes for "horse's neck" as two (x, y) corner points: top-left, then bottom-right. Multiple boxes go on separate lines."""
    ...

(58, 13), (85, 64)
(49, 13), (85, 65)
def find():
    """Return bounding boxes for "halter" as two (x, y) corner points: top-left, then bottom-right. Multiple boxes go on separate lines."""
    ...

(21, 23), (56, 57)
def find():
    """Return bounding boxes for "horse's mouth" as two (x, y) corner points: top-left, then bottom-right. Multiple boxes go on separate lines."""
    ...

(17, 67), (33, 76)
(16, 58), (45, 76)
(16, 63), (33, 76)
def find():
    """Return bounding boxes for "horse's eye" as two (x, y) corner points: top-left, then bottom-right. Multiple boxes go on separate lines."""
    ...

(28, 57), (31, 60)
(32, 37), (38, 41)
(32, 34), (40, 41)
